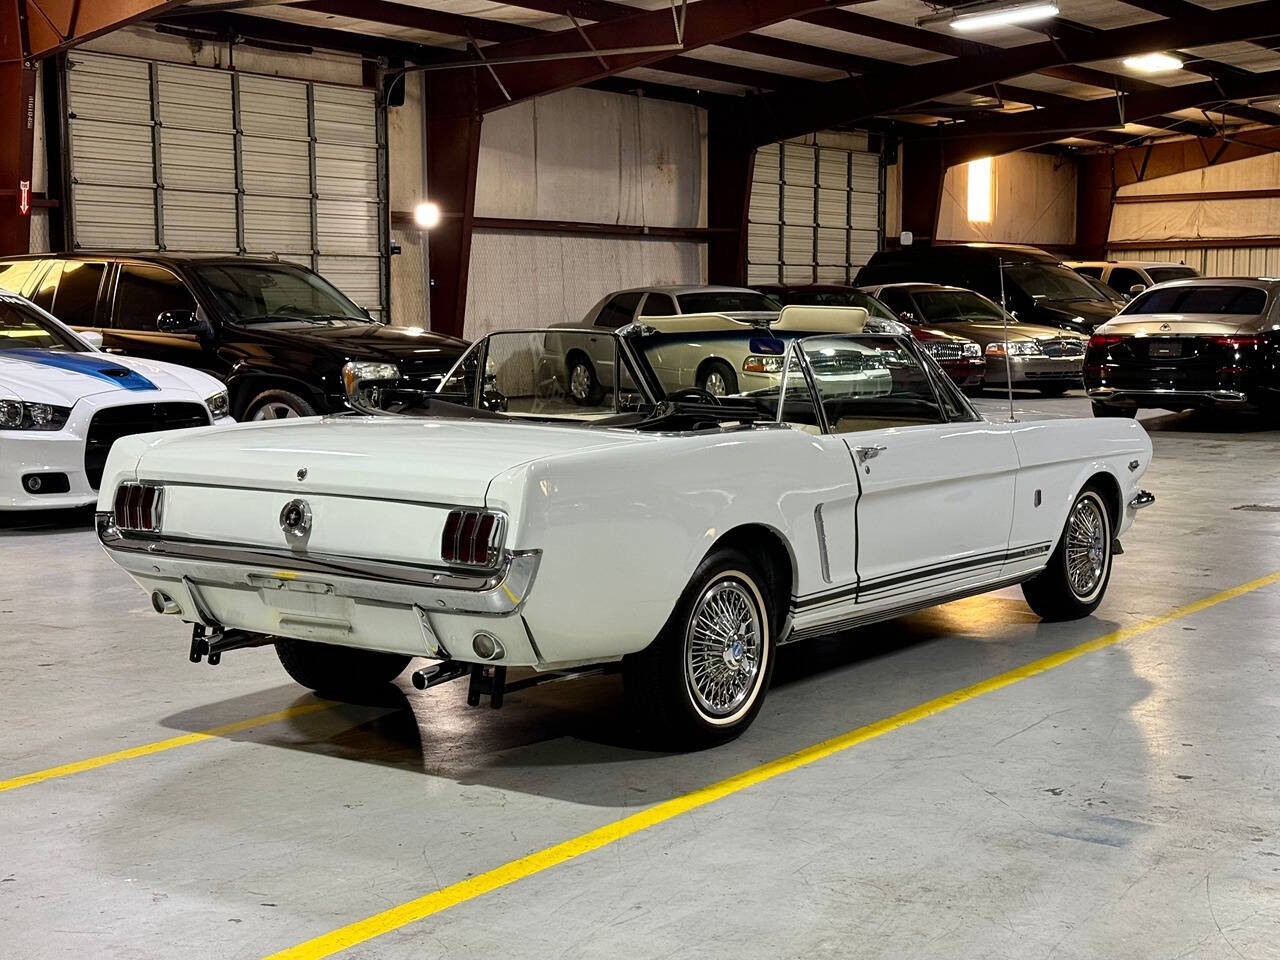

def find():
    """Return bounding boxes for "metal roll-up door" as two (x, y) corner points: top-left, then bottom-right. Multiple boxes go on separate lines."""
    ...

(63, 52), (387, 318)
(747, 137), (884, 286)
(65, 53), (156, 248)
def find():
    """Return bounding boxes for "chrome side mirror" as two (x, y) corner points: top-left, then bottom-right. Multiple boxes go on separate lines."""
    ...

(79, 330), (104, 349)
(1127, 283), (1146, 299)
(156, 309), (200, 332)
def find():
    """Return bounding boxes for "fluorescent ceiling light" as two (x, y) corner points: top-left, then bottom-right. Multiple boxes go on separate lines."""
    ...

(1123, 52), (1184, 73)
(944, 2), (1059, 33)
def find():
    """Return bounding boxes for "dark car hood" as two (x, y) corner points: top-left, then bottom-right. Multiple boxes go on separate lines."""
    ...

(1032, 298), (1117, 330)
(224, 318), (467, 364)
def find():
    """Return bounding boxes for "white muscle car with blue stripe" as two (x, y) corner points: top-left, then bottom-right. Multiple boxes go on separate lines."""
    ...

(0, 291), (233, 510)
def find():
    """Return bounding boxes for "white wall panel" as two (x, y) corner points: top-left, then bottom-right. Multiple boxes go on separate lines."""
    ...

(1106, 246), (1280, 277)
(474, 87), (706, 228)
(466, 230), (703, 337)
(936, 151), (1076, 246)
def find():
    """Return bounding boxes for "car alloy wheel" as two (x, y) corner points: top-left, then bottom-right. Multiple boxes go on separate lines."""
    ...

(703, 371), (728, 396)
(252, 401), (302, 420)
(1064, 491), (1109, 603)
(683, 573), (767, 724)
(569, 362), (593, 401)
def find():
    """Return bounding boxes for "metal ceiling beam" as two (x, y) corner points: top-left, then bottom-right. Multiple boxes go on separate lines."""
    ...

(801, 7), (1261, 133)
(752, 1), (1280, 145)
(153, 10), (440, 62)
(20, 0), (187, 57)
(291, 0), (533, 44)
(934, 71), (1280, 165)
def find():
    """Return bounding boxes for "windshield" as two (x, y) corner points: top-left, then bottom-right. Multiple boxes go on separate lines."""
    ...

(1125, 285), (1267, 316)
(676, 291), (780, 314)
(913, 290), (1008, 323)
(774, 289), (897, 320)
(0, 299), (83, 352)
(1006, 264), (1105, 302)
(1146, 265), (1199, 285)
(194, 262), (368, 323)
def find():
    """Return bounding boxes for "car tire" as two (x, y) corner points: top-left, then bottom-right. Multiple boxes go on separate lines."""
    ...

(566, 352), (605, 406)
(275, 638), (410, 697)
(246, 388), (317, 420)
(1021, 484), (1114, 622)
(623, 548), (776, 750)
(1091, 402), (1137, 418)
(697, 359), (738, 398)
(1037, 383), (1072, 397)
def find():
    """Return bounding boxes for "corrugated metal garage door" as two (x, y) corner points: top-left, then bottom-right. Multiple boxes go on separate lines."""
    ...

(64, 51), (386, 317)
(747, 137), (883, 286)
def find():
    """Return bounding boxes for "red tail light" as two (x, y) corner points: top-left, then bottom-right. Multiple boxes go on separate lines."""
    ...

(1088, 334), (1123, 350)
(441, 509), (503, 567)
(113, 483), (164, 533)
(1209, 336), (1259, 348)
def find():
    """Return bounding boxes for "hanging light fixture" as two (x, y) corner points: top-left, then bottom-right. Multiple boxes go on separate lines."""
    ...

(918, 1), (1060, 33)
(1123, 52), (1184, 73)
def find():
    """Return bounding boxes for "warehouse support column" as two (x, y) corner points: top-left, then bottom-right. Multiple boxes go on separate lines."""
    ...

(424, 71), (481, 340)
(0, 0), (36, 256)
(1076, 153), (1114, 260)
(900, 142), (946, 247)
(708, 107), (754, 286)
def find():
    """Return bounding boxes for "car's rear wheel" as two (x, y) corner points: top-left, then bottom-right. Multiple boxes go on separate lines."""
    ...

(246, 388), (317, 420)
(1022, 485), (1114, 621)
(566, 352), (604, 405)
(275, 638), (410, 698)
(697, 359), (738, 398)
(1091, 401), (1137, 418)
(623, 548), (775, 749)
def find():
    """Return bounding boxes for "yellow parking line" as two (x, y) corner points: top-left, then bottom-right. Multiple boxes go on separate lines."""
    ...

(261, 569), (1280, 960)
(0, 700), (337, 794)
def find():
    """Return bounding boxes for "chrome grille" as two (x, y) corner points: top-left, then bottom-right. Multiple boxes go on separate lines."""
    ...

(923, 342), (965, 361)
(1040, 338), (1086, 358)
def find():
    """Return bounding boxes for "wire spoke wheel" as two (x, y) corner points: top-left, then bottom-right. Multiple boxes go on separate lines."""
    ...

(684, 577), (763, 719)
(569, 363), (591, 400)
(1064, 495), (1106, 599)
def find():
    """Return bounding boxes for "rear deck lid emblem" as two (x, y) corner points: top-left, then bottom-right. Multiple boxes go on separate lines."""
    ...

(280, 499), (313, 540)
(297, 467), (308, 481)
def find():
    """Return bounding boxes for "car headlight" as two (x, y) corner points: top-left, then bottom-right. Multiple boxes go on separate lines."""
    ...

(986, 340), (1042, 357)
(342, 360), (401, 397)
(963, 342), (982, 357)
(204, 391), (230, 420)
(0, 398), (72, 430)
(742, 354), (785, 374)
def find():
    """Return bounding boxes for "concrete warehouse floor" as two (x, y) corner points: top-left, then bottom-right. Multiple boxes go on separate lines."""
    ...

(2, 393), (1279, 960)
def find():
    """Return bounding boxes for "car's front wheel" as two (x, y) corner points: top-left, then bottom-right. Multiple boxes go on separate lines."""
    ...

(275, 638), (411, 698)
(246, 388), (317, 420)
(697, 359), (738, 398)
(624, 548), (775, 749)
(1022, 485), (1114, 621)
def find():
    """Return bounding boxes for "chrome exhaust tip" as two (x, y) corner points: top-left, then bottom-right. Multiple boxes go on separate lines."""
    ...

(151, 590), (182, 615)
(472, 632), (505, 661)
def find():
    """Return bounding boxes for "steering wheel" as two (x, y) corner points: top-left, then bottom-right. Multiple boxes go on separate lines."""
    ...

(666, 387), (721, 405)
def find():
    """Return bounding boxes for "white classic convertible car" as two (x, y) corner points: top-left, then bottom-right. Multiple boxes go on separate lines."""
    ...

(96, 308), (1154, 747)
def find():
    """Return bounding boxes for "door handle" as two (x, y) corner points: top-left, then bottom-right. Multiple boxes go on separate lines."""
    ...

(854, 444), (887, 463)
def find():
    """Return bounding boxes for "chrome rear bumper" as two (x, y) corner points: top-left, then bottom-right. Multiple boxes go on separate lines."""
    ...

(95, 512), (540, 616)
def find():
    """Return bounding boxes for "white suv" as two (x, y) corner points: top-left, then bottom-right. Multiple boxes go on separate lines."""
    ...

(1067, 260), (1199, 300)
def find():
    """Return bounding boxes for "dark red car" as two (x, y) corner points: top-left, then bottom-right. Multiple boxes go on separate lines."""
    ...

(755, 283), (986, 388)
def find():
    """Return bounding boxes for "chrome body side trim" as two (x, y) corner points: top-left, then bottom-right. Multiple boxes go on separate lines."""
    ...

(785, 574), (1031, 644)
(1128, 490), (1155, 511)
(96, 512), (540, 616)
(813, 503), (832, 584)
(1088, 387), (1248, 403)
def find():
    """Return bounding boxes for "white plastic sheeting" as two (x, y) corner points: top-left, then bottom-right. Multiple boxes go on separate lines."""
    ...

(936, 152), (1077, 246)
(465, 88), (708, 337)
(474, 87), (706, 228)
(1110, 153), (1280, 245)
(464, 231), (703, 337)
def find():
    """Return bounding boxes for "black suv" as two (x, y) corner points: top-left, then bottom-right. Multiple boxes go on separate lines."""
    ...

(856, 243), (1118, 334)
(0, 254), (467, 419)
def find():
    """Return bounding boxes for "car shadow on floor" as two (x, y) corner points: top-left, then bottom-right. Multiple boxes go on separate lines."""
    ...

(0, 505), (95, 536)
(154, 594), (1114, 807)
(1140, 409), (1278, 433)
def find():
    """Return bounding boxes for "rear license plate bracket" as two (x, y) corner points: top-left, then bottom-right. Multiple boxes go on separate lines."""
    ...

(1149, 340), (1182, 359)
